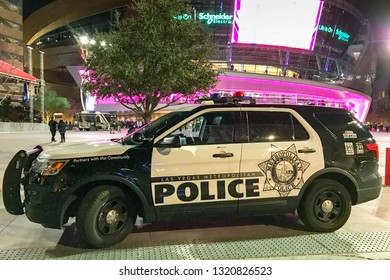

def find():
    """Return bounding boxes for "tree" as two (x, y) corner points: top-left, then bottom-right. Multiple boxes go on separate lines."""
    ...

(34, 90), (70, 123)
(0, 97), (13, 121)
(83, 0), (218, 123)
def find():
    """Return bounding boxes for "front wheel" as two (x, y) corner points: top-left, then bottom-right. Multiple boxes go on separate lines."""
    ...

(76, 185), (136, 248)
(298, 178), (351, 232)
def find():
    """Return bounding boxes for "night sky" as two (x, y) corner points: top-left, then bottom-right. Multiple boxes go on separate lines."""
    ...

(22, 0), (53, 19)
(23, 0), (390, 20)
(350, 0), (390, 14)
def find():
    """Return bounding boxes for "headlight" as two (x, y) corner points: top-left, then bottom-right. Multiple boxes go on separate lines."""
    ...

(32, 159), (69, 176)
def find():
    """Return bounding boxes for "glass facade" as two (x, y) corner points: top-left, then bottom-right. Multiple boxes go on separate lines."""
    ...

(28, 0), (365, 82)
(30, 7), (126, 49)
(188, 0), (364, 81)
(0, 0), (23, 68)
(315, 2), (362, 58)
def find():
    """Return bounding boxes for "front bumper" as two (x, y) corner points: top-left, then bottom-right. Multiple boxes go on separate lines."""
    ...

(22, 169), (77, 229)
(24, 190), (77, 229)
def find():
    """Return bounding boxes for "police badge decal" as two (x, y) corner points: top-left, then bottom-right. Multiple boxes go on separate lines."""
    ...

(258, 144), (310, 197)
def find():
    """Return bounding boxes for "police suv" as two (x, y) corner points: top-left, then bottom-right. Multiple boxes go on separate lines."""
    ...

(2, 98), (382, 248)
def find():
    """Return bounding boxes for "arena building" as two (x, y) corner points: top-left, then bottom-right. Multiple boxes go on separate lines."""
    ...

(0, 0), (36, 105)
(21, 0), (379, 121)
(0, 0), (23, 68)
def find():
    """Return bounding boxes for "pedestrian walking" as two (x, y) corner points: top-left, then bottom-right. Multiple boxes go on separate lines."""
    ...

(110, 120), (117, 134)
(48, 117), (58, 142)
(58, 119), (66, 142)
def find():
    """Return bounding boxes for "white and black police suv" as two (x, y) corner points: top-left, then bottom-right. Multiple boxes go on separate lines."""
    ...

(3, 98), (382, 248)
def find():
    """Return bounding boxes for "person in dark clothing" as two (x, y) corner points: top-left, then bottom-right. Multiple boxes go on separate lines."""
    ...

(58, 119), (66, 142)
(48, 117), (58, 142)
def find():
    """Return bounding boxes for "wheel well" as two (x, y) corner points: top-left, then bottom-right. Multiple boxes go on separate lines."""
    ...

(65, 180), (143, 220)
(304, 173), (358, 205)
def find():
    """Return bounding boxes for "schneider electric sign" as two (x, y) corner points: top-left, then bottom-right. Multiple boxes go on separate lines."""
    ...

(176, 12), (233, 25)
(199, 12), (233, 24)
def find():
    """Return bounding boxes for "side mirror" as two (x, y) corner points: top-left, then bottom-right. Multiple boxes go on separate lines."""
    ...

(155, 135), (182, 148)
(132, 132), (145, 143)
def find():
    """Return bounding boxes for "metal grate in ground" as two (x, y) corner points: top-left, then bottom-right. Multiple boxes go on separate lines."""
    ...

(1, 231), (390, 260)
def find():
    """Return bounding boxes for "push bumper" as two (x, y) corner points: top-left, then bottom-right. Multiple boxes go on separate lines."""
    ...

(2, 146), (42, 215)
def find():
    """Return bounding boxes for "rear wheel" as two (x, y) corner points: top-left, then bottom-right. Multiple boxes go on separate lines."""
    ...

(298, 178), (351, 232)
(76, 185), (136, 248)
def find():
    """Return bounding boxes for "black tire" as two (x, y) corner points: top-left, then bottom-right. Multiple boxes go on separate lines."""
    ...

(76, 185), (135, 248)
(298, 178), (351, 232)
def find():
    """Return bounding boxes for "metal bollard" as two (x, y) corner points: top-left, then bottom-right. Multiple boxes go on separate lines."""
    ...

(386, 148), (390, 186)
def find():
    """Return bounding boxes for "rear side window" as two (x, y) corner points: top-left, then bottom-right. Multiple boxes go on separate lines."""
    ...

(314, 112), (370, 139)
(246, 111), (309, 142)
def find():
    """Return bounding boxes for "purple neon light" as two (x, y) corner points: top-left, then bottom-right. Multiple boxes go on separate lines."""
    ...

(232, 0), (241, 42)
(310, 0), (324, 51)
(215, 75), (370, 122)
(95, 73), (370, 122)
(217, 75), (347, 98)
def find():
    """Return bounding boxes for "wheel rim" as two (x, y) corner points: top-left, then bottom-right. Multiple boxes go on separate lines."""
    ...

(313, 191), (344, 223)
(97, 199), (129, 236)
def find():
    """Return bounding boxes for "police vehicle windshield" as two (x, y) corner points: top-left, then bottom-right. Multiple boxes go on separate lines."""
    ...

(122, 110), (193, 145)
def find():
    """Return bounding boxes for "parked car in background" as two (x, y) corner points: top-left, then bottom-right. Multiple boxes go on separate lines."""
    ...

(73, 111), (110, 131)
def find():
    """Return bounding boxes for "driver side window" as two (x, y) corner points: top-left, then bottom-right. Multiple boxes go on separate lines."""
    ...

(171, 116), (205, 145)
(170, 111), (237, 145)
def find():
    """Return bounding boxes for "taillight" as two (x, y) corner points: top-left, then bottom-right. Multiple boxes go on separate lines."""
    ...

(366, 143), (379, 161)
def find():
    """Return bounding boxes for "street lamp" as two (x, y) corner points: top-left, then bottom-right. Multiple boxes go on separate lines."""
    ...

(27, 46), (34, 122)
(26, 46), (46, 123)
(39, 50), (45, 123)
(79, 35), (89, 45)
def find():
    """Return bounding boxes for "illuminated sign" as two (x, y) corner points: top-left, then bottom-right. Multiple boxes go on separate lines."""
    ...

(318, 24), (350, 42)
(231, 0), (323, 51)
(198, 12), (233, 25)
(335, 28), (350, 42)
(318, 24), (333, 33)
(175, 12), (233, 25)
(176, 14), (192, 21)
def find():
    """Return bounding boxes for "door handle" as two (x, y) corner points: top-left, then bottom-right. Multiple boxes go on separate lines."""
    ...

(213, 152), (234, 158)
(298, 147), (316, 153)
